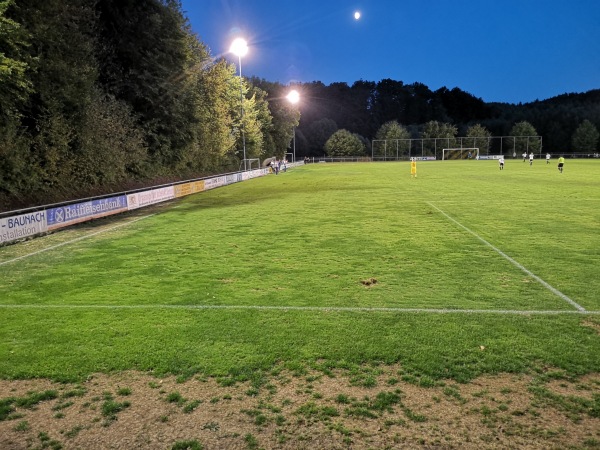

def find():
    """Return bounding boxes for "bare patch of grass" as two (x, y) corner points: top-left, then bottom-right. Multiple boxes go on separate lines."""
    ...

(0, 369), (599, 449)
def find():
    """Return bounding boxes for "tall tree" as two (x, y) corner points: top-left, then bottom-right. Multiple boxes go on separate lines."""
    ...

(465, 124), (492, 154)
(374, 120), (411, 158)
(0, 0), (32, 126)
(324, 129), (365, 157)
(194, 58), (238, 171)
(6, 0), (100, 197)
(77, 92), (148, 186)
(421, 121), (458, 156)
(349, 80), (377, 137)
(376, 120), (410, 141)
(421, 120), (458, 139)
(510, 121), (541, 154)
(243, 85), (269, 161)
(306, 118), (337, 156)
(571, 119), (599, 154)
(95, 0), (196, 167)
(372, 78), (408, 125)
(406, 82), (439, 124)
(245, 79), (300, 160)
(436, 86), (490, 123)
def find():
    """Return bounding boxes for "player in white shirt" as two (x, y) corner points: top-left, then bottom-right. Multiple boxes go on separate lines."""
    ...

(546, 153), (551, 164)
(499, 156), (505, 170)
(529, 152), (534, 166)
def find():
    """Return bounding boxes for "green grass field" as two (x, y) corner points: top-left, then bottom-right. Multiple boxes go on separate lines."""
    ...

(1, 159), (599, 383)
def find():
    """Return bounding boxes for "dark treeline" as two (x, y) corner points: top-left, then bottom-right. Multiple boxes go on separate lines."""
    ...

(282, 80), (600, 157)
(1, 0), (599, 210)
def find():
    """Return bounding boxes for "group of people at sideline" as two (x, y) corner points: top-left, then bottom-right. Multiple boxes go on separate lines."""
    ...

(268, 158), (287, 175)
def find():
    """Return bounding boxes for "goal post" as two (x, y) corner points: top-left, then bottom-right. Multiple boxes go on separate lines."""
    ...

(442, 148), (479, 160)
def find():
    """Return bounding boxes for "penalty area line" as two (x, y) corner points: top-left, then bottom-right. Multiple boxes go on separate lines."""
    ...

(427, 202), (586, 312)
(0, 214), (155, 267)
(0, 304), (598, 315)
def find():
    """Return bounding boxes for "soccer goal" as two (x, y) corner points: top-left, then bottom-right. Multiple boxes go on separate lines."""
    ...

(442, 148), (479, 160)
(239, 158), (260, 171)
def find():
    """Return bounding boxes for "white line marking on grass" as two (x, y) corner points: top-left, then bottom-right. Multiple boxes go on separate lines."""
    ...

(427, 202), (586, 312)
(0, 214), (155, 267)
(0, 304), (598, 315)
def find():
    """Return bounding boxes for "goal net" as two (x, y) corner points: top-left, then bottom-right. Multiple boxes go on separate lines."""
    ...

(442, 148), (479, 160)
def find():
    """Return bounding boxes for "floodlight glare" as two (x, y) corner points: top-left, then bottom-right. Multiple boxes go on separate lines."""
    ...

(287, 90), (300, 104)
(229, 38), (248, 57)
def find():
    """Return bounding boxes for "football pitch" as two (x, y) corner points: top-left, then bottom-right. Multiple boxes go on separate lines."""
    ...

(1, 159), (599, 382)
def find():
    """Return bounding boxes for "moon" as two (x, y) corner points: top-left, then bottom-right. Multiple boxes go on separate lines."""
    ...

(354, 11), (361, 20)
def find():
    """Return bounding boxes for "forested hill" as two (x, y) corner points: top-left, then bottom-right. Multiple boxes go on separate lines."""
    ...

(276, 78), (600, 158)
(0, 0), (598, 211)
(525, 89), (600, 107)
(486, 89), (600, 153)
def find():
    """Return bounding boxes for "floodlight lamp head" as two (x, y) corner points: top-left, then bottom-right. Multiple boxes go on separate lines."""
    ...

(230, 38), (248, 57)
(287, 90), (300, 104)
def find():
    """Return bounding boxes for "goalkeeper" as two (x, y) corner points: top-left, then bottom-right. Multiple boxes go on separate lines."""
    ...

(410, 158), (417, 178)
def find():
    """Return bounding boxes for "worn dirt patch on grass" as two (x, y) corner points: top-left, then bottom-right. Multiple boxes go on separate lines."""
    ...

(582, 319), (600, 335)
(1, 369), (599, 449)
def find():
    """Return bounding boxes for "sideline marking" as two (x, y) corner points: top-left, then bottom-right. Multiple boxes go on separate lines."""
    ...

(0, 304), (598, 315)
(0, 214), (154, 267)
(427, 202), (586, 312)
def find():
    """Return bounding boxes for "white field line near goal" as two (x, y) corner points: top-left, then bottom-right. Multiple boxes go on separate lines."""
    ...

(427, 202), (586, 312)
(0, 214), (155, 267)
(0, 304), (598, 315)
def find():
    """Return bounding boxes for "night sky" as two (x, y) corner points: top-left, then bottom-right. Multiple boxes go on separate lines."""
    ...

(181, 0), (600, 104)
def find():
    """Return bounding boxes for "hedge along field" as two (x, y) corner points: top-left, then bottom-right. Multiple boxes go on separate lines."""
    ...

(0, 159), (599, 382)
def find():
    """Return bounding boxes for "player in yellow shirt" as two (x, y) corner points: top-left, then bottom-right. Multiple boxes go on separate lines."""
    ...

(557, 156), (565, 173)
(410, 158), (417, 177)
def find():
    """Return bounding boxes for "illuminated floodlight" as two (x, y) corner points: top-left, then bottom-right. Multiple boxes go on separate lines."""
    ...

(287, 90), (300, 104)
(229, 37), (248, 57)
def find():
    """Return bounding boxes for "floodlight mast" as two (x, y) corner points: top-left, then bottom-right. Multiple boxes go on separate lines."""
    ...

(286, 90), (300, 162)
(230, 38), (248, 170)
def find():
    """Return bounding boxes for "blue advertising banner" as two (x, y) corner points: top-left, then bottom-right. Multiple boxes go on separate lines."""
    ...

(46, 195), (128, 230)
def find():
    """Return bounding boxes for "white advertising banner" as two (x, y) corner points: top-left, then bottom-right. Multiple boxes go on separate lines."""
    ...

(414, 156), (436, 161)
(204, 176), (226, 191)
(0, 211), (48, 244)
(478, 155), (504, 160)
(127, 186), (175, 210)
(242, 168), (269, 181)
(225, 173), (243, 185)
